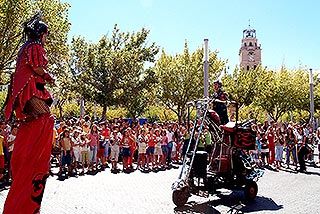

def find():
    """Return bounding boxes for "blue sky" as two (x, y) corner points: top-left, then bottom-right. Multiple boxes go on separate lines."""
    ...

(64, 0), (320, 71)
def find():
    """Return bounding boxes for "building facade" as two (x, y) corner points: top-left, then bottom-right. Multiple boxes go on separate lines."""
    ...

(239, 26), (261, 70)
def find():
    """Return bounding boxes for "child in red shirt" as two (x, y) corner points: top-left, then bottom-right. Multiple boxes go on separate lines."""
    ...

(146, 129), (156, 170)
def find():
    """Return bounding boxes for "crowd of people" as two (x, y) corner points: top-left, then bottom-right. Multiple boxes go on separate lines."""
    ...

(0, 115), (319, 185)
(250, 121), (320, 172)
(0, 115), (192, 183)
(50, 116), (188, 177)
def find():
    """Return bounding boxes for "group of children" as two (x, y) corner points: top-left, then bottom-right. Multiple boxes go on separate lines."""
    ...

(51, 116), (186, 178)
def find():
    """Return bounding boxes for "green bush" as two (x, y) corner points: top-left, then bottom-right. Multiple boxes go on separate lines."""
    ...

(0, 91), (6, 111)
(143, 106), (178, 122)
(106, 107), (127, 120)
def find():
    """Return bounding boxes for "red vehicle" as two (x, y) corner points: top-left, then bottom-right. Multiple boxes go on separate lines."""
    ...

(172, 98), (263, 207)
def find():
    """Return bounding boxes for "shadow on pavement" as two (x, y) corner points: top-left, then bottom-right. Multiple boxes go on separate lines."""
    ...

(278, 167), (298, 174)
(174, 191), (283, 214)
(174, 201), (221, 214)
(278, 166), (320, 176)
(240, 196), (283, 213)
(304, 170), (320, 176)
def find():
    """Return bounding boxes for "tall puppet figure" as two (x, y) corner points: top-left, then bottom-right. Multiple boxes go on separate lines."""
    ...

(3, 13), (55, 214)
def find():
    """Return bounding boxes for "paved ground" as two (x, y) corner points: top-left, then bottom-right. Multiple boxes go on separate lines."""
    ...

(0, 162), (319, 214)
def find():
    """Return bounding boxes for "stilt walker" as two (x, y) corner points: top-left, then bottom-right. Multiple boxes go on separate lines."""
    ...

(3, 12), (55, 214)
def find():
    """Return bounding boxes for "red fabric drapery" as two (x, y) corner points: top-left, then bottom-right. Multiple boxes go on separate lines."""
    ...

(3, 113), (54, 214)
(4, 42), (50, 122)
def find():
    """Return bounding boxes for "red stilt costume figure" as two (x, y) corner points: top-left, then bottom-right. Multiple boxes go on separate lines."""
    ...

(3, 13), (55, 214)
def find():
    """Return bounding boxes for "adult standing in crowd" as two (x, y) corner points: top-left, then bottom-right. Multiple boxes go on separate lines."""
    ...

(296, 126), (309, 172)
(3, 13), (55, 214)
(286, 126), (298, 169)
(166, 125), (174, 166)
(275, 127), (285, 169)
(266, 123), (276, 166)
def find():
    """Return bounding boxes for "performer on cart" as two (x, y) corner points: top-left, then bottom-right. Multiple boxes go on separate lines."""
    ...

(3, 13), (55, 214)
(212, 80), (229, 125)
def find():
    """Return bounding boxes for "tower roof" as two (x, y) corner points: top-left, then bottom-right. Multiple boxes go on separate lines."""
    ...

(243, 21), (256, 38)
(243, 28), (256, 38)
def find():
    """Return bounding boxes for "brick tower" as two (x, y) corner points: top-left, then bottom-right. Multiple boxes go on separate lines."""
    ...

(239, 25), (261, 70)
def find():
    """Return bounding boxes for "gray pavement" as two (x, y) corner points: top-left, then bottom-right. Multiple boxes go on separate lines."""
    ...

(0, 163), (320, 214)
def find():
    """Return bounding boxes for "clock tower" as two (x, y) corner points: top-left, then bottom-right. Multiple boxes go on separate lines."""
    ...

(239, 25), (261, 70)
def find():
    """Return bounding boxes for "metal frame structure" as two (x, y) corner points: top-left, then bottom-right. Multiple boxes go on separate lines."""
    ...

(172, 98), (263, 207)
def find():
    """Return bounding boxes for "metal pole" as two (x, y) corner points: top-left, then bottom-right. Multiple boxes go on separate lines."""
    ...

(310, 68), (315, 130)
(80, 97), (85, 119)
(187, 106), (190, 131)
(204, 39), (209, 98)
(94, 101), (97, 121)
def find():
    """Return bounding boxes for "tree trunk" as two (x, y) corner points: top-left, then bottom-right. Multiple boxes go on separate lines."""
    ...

(59, 105), (63, 120)
(101, 104), (107, 120)
(163, 109), (168, 121)
(177, 109), (182, 124)
(181, 108), (187, 124)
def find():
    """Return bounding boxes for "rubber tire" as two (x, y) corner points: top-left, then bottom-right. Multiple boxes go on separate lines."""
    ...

(244, 180), (258, 201)
(172, 186), (190, 207)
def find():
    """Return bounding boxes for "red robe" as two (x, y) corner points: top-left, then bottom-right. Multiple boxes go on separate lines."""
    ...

(4, 41), (52, 121)
(3, 41), (54, 214)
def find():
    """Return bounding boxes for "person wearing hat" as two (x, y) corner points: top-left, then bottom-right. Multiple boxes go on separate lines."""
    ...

(212, 80), (229, 125)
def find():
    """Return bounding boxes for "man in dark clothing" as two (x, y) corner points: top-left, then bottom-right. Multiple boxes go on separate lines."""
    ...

(298, 144), (309, 172)
(212, 80), (229, 125)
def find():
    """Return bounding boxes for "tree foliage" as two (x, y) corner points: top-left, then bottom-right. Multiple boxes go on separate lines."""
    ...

(0, 0), (70, 84)
(224, 66), (315, 122)
(254, 68), (310, 121)
(223, 66), (268, 107)
(70, 25), (159, 119)
(155, 42), (226, 123)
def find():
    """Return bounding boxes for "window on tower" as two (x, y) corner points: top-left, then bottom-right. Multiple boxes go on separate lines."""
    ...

(247, 66), (249, 71)
(249, 42), (253, 46)
(244, 43), (247, 46)
(254, 65), (257, 69)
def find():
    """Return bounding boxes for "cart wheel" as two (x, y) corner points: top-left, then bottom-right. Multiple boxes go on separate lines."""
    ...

(172, 186), (190, 207)
(244, 180), (258, 201)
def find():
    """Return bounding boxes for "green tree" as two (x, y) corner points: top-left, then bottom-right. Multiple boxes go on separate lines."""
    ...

(0, 0), (31, 83)
(223, 66), (268, 107)
(121, 66), (158, 118)
(0, 0), (70, 84)
(50, 36), (90, 119)
(255, 67), (309, 121)
(154, 42), (226, 123)
(71, 25), (158, 119)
